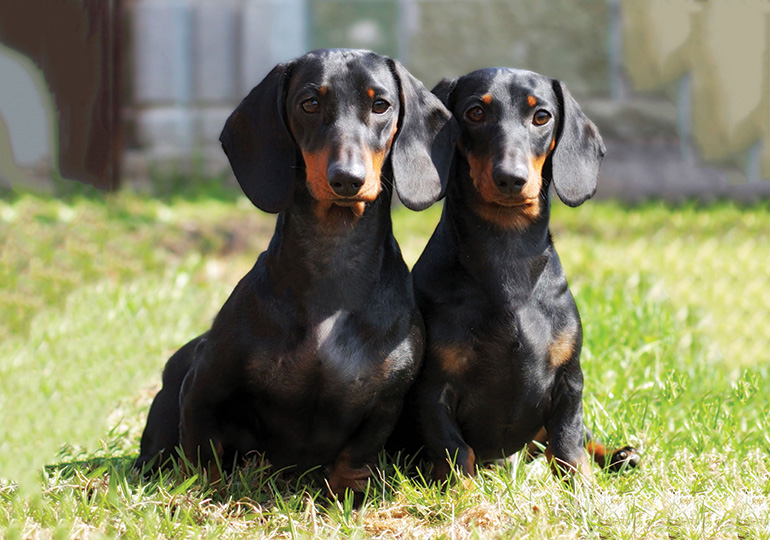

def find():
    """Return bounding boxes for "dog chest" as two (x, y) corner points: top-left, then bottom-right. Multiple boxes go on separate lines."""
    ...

(246, 309), (416, 401)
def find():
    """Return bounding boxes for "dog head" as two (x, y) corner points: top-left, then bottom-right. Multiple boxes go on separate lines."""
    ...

(220, 49), (457, 218)
(433, 68), (605, 228)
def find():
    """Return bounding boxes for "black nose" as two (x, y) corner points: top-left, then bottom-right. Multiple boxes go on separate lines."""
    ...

(328, 162), (367, 197)
(492, 164), (529, 195)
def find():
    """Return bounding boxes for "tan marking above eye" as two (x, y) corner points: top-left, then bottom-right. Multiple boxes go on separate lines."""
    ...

(481, 94), (493, 104)
(527, 95), (537, 107)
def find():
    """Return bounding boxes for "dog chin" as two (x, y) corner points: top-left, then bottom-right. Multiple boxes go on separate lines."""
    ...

(491, 197), (538, 208)
(333, 200), (367, 216)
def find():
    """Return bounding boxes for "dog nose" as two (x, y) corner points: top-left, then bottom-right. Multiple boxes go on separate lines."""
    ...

(328, 162), (367, 197)
(492, 165), (529, 195)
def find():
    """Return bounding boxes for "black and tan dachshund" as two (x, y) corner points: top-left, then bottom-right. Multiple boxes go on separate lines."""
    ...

(135, 49), (457, 497)
(398, 68), (639, 481)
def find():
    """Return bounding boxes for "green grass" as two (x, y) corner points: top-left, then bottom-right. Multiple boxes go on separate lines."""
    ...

(1, 191), (769, 538)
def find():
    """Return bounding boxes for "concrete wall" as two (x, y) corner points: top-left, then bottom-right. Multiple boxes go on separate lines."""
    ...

(3, 0), (768, 196)
(123, 0), (770, 198)
(128, 0), (306, 164)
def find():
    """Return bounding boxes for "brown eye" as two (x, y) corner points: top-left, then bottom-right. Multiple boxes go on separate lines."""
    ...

(533, 110), (551, 126)
(466, 106), (485, 123)
(301, 98), (320, 114)
(372, 99), (390, 114)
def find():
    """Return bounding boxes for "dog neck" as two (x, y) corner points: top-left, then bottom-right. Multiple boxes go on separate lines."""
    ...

(262, 182), (398, 310)
(440, 162), (556, 294)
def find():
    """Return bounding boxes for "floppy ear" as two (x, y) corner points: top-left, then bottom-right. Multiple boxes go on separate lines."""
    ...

(219, 62), (296, 213)
(387, 60), (459, 210)
(431, 77), (458, 106)
(550, 80), (606, 207)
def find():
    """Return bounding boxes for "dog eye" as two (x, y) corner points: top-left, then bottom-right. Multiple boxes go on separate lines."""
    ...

(301, 98), (320, 114)
(372, 99), (390, 114)
(533, 110), (551, 126)
(466, 106), (485, 123)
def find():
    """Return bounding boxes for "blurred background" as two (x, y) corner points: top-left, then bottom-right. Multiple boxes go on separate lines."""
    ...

(0, 0), (769, 200)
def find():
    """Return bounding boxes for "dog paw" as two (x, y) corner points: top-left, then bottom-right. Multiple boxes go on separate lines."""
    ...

(607, 445), (641, 472)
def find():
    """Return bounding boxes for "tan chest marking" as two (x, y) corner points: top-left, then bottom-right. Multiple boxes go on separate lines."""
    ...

(435, 344), (474, 375)
(549, 325), (578, 368)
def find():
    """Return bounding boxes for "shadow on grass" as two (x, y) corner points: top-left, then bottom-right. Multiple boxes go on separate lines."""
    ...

(38, 448), (442, 526)
(42, 449), (370, 513)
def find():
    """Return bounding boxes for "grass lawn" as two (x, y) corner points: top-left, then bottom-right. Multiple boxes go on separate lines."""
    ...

(1, 187), (769, 539)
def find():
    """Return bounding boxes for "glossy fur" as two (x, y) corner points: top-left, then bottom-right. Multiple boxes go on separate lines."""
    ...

(136, 49), (457, 497)
(396, 68), (639, 480)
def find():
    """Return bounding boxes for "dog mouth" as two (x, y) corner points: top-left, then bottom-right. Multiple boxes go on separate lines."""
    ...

(333, 199), (368, 207)
(490, 196), (539, 208)
(331, 199), (368, 217)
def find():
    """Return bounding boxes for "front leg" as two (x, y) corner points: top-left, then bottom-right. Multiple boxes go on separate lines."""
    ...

(544, 361), (592, 479)
(136, 335), (204, 472)
(326, 390), (407, 498)
(178, 347), (231, 484)
(416, 379), (476, 482)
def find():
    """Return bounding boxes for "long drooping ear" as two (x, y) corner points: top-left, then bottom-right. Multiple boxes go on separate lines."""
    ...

(550, 80), (606, 207)
(431, 77), (458, 106)
(387, 60), (459, 210)
(219, 62), (296, 213)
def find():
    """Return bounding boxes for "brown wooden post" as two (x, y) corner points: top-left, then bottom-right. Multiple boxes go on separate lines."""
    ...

(0, 0), (124, 190)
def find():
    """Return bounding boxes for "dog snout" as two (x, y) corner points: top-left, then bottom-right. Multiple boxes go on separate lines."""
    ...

(492, 163), (529, 195)
(328, 161), (367, 197)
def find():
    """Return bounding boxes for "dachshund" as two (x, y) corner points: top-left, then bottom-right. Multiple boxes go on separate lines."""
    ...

(135, 49), (457, 498)
(396, 67), (639, 481)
